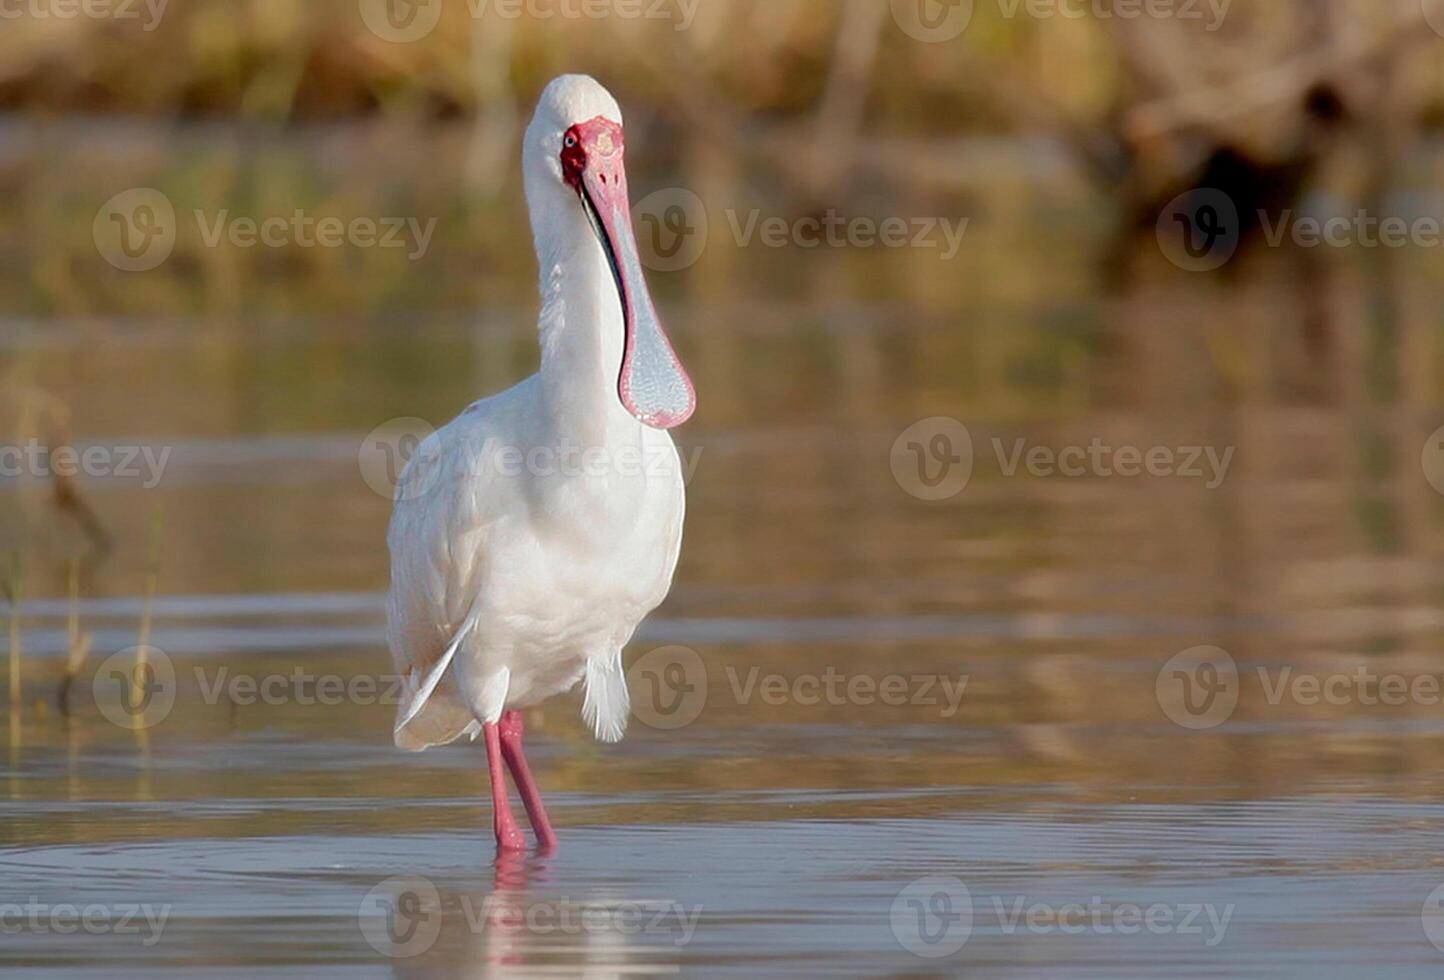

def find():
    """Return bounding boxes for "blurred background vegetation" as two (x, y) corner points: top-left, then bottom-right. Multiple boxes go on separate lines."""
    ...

(1, 0), (1441, 130)
(0, 0), (1441, 317)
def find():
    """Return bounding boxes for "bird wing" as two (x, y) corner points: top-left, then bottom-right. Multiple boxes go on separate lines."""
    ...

(385, 408), (505, 751)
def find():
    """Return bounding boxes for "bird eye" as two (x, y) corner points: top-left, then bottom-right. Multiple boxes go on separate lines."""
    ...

(564, 134), (578, 148)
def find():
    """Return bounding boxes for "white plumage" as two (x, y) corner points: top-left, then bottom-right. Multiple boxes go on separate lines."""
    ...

(386, 76), (693, 763)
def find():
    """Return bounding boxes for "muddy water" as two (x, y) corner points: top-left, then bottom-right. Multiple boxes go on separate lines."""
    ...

(4, 132), (1444, 975)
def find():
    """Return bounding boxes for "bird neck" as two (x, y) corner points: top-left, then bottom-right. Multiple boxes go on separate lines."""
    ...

(534, 210), (638, 447)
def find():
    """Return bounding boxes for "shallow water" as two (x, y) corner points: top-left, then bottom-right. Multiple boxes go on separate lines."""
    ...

(5, 127), (1444, 975)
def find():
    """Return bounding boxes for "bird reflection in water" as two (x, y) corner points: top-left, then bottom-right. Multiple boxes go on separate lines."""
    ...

(387, 849), (690, 977)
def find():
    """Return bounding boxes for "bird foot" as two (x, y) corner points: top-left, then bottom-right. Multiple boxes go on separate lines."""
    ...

(494, 818), (527, 853)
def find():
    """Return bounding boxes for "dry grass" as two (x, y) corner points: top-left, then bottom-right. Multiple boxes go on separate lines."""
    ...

(57, 557), (93, 716)
(130, 506), (164, 719)
(0, 0), (1438, 134)
(6, 555), (20, 701)
(5, 554), (21, 753)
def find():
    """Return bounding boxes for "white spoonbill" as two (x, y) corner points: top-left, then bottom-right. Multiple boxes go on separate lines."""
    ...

(386, 75), (696, 852)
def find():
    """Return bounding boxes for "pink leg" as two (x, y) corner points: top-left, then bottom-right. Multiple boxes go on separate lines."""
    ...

(498, 710), (559, 851)
(483, 721), (526, 852)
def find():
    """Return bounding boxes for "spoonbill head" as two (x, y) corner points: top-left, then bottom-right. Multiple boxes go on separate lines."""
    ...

(523, 75), (696, 430)
(385, 75), (695, 854)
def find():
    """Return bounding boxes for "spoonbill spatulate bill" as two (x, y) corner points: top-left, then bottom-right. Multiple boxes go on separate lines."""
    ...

(386, 75), (696, 852)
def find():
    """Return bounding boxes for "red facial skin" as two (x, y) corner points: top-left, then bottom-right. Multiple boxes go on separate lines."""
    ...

(561, 117), (625, 195)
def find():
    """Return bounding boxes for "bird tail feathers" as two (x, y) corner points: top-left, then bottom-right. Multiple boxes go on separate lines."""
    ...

(582, 650), (629, 743)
